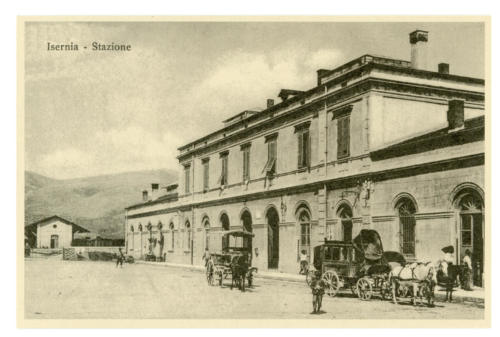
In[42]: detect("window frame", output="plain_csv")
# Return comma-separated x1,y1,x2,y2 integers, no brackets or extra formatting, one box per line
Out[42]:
336,115,350,159
241,143,251,182
183,163,191,194
202,158,210,192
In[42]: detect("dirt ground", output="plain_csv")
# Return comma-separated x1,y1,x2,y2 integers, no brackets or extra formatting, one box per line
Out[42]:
24,258,484,319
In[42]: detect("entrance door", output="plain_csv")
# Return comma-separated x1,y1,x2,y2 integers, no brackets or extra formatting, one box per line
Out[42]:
458,191,484,287
50,235,59,248
267,208,279,269
460,213,483,286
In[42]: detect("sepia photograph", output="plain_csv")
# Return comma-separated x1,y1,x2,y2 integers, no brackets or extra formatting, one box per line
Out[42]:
17,17,490,327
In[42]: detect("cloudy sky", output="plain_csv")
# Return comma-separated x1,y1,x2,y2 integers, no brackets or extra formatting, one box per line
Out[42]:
24,21,485,180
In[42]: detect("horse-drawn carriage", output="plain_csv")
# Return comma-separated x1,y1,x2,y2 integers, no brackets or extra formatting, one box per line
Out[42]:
307,229,405,301
206,230,257,291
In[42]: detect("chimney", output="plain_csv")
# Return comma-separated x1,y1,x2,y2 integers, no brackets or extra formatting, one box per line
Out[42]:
142,190,148,202
151,183,159,200
409,30,429,70
438,63,449,74
447,100,465,131
317,69,329,85
267,99,274,108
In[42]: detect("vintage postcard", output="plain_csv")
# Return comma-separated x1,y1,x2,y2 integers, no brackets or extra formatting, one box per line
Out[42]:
17,16,490,328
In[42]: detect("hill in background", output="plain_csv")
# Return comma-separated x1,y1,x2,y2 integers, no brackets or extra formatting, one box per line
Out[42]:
24,169,178,239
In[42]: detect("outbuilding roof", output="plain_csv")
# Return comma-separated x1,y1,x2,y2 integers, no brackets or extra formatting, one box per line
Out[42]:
25,215,90,233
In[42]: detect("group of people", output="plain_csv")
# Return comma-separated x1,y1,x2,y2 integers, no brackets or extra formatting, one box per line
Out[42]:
442,245,474,291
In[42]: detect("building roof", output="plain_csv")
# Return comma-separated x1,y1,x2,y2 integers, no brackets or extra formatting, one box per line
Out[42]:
370,116,484,161
25,215,90,233
125,192,179,211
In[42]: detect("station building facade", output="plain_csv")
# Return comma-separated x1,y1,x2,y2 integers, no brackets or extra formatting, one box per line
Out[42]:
124,30,485,286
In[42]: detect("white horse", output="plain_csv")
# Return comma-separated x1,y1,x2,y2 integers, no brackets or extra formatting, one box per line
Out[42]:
389,262,437,306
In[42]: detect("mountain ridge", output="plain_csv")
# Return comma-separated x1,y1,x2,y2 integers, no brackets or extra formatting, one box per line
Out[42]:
24,169,178,239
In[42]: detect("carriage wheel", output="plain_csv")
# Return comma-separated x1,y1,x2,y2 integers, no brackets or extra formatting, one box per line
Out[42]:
357,277,373,301
322,271,340,297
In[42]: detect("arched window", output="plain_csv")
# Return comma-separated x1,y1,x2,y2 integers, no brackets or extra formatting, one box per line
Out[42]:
220,213,230,250
337,204,353,242
185,221,191,250
130,225,134,232
138,224,143,232
396,197,417,257
158,222,163,231
202,216,210,250
169,222,175,250
297,208,311,261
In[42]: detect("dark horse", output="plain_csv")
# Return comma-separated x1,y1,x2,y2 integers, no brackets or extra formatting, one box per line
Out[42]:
437,261,462,302
230,254,249,291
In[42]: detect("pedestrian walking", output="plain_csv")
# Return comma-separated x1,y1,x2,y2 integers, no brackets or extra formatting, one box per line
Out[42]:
462,249,473,291
116,247,125,268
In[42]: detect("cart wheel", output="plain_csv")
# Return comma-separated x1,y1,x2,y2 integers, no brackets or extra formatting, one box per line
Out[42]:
306,270,315,286
357,277,373,301
322,271,340,297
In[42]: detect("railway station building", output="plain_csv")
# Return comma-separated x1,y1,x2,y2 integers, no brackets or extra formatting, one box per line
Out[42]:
124,30,485,286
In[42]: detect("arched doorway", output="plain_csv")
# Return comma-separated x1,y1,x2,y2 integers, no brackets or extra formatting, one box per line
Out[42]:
396,197,417,257
220,213,230,250
241,210,252,250
455,188,484,287
266,207,280,269
337,204,353,242
297,207,311,264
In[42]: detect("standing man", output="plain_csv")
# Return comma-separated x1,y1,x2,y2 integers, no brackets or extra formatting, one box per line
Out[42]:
202,248,211,268
116,247,125,268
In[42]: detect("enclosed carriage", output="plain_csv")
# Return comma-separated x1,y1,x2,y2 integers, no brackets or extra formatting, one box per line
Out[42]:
308,229,402,300
206,230,257,290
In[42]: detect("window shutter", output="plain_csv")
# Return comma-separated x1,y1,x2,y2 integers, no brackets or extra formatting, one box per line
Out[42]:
297,132,303,168
344,117,350,157
304,131,310,167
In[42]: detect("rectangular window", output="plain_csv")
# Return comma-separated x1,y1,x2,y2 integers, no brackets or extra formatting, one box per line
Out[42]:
218,152,229,186
263,136,277,176
184,164,191,194
297,129,310,169
241,144,251,181
337,116,350,159
202,158,209,191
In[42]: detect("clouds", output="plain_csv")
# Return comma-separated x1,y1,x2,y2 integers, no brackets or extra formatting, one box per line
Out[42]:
28,45,343,179
34,127,182,179
176,47,344,143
